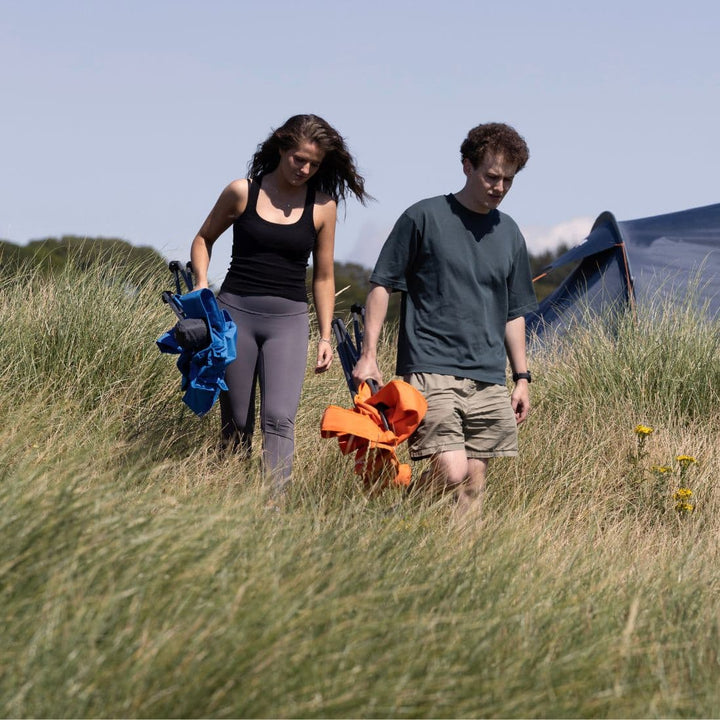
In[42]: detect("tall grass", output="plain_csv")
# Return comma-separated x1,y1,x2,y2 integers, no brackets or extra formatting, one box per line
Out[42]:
1,260,720,718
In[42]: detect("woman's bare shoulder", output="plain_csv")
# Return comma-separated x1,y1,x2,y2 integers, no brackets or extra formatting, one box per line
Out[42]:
226,178,250,199
314,190,337,218
220,178,251,215
314,188,336,207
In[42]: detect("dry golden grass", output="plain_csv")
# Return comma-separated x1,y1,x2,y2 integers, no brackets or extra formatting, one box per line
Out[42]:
1,261,719,717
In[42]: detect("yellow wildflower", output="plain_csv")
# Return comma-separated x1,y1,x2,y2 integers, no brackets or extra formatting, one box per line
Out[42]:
676,455,697,465
651,465,671,474
675,502,694,513
674,488,693,500
634,424,654,436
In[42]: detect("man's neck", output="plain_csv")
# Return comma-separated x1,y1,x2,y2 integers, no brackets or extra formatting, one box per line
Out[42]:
452,189,492,214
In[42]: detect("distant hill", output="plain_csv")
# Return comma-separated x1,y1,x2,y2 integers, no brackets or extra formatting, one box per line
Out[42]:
0,236,167,275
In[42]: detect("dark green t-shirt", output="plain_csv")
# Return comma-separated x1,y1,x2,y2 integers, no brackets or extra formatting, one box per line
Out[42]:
370,194,538,384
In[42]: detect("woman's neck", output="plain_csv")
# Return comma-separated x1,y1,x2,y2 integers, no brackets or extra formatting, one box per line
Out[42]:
261,170,307,213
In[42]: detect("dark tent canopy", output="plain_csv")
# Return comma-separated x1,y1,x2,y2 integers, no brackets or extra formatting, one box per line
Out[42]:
526,203,720,341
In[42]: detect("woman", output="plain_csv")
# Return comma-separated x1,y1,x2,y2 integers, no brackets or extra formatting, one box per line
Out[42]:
190,114,369,488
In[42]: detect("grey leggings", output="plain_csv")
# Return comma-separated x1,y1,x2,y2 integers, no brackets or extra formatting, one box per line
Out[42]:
216,292,309,485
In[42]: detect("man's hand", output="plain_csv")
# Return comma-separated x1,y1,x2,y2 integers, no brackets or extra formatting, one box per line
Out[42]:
351,355,383,390
510,380,531,424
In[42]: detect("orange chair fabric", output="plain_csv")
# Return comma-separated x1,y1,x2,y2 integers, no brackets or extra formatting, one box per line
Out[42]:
321,380,427,489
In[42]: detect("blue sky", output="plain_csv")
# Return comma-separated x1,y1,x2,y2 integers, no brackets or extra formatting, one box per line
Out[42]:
2,0,719,284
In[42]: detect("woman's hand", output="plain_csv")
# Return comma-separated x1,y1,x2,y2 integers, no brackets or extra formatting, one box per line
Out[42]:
315,338,333,373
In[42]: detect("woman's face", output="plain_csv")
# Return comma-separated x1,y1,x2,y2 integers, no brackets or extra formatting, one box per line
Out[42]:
278,140,326,186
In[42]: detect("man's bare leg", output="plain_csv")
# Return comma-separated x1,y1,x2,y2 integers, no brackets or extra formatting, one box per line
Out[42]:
454,458,489,522
420,451,489,522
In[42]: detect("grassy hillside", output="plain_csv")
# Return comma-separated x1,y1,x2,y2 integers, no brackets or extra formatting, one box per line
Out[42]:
1,261,719,718
0,235,167,275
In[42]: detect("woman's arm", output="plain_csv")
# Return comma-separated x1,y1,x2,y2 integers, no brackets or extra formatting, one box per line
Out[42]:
190,179,248,289
311,196,337,373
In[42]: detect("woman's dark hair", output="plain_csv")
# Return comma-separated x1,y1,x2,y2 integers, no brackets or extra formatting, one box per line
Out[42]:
460,122,530,171
248,114,370,205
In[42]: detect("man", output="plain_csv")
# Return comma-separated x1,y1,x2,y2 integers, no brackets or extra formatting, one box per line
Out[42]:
351,122,538,521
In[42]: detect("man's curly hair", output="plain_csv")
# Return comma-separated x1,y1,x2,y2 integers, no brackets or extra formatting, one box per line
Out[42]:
460,122,529,171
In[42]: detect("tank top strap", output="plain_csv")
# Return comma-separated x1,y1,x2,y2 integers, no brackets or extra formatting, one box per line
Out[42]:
301,183,317,223
246,176,262,215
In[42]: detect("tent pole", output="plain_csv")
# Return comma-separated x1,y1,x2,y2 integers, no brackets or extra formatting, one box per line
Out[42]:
617,241,637,320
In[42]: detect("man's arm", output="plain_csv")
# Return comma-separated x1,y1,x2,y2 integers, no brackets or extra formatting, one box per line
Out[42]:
351,283,391,388
504,315,531,424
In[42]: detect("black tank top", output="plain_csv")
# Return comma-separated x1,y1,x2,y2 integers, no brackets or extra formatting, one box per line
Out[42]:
220,176,317,302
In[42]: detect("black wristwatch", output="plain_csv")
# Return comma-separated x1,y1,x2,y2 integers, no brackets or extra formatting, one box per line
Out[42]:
512,371,532,383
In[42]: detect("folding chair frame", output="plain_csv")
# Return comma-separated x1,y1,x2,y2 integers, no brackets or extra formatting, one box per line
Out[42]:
331,305,389,431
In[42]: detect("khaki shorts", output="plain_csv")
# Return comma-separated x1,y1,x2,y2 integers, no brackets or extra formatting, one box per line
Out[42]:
404,373,518,460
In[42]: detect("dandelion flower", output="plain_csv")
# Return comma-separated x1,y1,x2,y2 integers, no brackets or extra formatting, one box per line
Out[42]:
634,425,654,436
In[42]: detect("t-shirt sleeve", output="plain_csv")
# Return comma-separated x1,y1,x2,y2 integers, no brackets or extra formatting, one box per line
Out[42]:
369,212,418,293
507,240,539,320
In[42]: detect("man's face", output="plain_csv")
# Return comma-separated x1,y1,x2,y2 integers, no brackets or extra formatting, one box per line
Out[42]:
462,151,518,214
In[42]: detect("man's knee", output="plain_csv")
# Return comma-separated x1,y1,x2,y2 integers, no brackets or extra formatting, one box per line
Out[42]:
428,451,469,487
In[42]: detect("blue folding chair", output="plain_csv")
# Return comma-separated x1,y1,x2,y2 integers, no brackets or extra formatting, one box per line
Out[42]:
157,260,237,417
